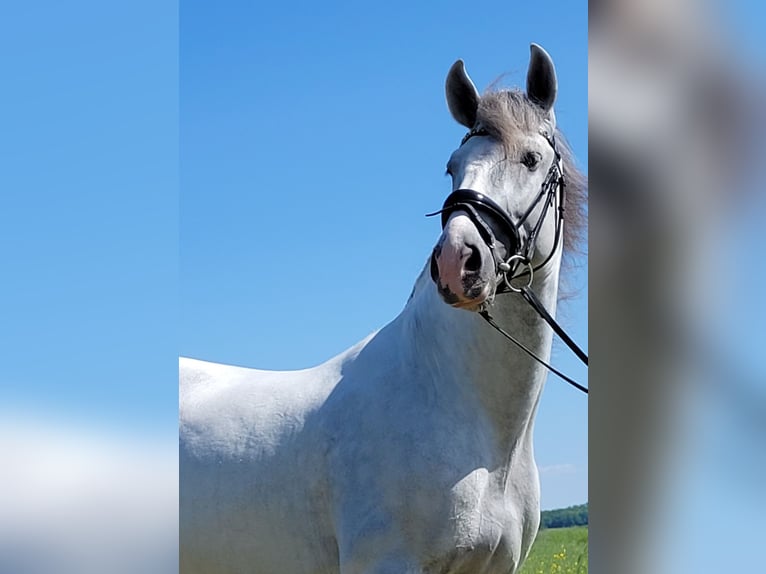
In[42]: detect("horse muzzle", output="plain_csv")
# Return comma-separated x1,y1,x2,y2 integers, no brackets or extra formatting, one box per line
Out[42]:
430,214,497,310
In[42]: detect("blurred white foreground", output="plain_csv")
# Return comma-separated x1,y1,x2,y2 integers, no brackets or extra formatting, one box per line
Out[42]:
590,0,765,572
0,414,177,574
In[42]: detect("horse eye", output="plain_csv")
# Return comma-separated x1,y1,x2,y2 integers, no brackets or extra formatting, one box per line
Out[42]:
521,151,542,170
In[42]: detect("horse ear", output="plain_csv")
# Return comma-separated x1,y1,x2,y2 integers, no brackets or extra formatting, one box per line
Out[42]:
446,59,480,128
526,44,557,113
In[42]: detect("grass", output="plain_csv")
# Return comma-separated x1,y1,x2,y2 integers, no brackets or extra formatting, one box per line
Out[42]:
518,526,588,574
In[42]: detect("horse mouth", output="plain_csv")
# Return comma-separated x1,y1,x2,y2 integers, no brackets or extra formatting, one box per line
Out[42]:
451,298,486,311
438,280,493,311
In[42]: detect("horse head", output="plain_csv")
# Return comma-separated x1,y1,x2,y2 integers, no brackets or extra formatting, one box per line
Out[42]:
430,44,566,311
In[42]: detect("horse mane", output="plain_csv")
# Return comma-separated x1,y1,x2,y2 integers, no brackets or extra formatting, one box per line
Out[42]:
476,89,588,261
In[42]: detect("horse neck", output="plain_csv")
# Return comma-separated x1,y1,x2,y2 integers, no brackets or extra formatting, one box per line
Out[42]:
400,260,561,452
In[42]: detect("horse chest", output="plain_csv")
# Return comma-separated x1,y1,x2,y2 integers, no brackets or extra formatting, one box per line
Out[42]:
323,371,540,572
422,468,532,574
330,450,535,574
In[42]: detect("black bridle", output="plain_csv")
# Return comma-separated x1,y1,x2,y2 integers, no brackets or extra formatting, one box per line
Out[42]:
427,127,589,394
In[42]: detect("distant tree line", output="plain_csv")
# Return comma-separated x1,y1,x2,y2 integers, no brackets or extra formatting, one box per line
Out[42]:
540,503,588,529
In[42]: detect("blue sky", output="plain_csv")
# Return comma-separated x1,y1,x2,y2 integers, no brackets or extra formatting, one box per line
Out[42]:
1,0,585,509
181,0,587,509
1,1,178,438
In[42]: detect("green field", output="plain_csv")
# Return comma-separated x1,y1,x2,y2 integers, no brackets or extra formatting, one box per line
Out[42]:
518,526,588,574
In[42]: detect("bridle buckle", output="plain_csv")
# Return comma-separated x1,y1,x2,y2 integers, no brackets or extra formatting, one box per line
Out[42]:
501,255,534,293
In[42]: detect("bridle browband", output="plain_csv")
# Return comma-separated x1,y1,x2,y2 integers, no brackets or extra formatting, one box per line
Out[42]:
427,126,589,394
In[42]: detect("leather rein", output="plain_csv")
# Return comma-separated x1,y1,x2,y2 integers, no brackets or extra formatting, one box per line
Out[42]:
427,127,588,394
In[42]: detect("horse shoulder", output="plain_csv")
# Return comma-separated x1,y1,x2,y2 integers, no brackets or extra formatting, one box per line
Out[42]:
179,357,343,573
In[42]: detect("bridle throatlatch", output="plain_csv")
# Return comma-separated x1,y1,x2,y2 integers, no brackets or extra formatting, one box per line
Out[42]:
427,127,588,394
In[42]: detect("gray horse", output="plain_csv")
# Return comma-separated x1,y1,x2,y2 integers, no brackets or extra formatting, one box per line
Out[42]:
180,44,586,574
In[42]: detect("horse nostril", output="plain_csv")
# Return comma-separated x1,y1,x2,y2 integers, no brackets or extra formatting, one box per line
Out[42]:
430,251,440,283
464,244,482,273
